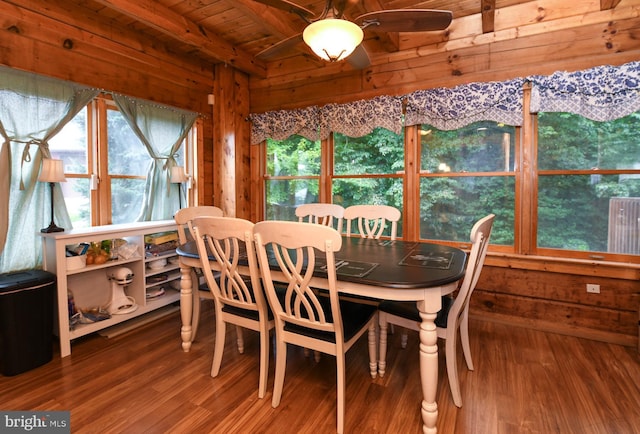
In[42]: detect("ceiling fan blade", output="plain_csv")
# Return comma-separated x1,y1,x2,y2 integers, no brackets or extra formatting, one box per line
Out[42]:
347,44,370,69
255,33,304,60
356,9,453,33
252,0,315,20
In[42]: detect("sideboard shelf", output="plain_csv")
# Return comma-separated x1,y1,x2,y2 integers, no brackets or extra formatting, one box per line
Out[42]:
39,220,179,357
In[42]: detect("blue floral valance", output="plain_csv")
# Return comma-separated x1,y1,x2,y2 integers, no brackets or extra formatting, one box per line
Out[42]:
250,106,323,145
404,78,526,130
320,95,403,138
529,61,640,121
250,95,403,144
250,61,640,144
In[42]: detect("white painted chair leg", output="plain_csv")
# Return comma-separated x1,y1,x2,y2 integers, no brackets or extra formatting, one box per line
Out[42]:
236,325,244,354
368,322,377,378
378,318,388,377
258,326,269,399
211,319,226,377
445,331,462,407
460,312,474,370
336,352,346,434
272,339,287,408
400,331,408,349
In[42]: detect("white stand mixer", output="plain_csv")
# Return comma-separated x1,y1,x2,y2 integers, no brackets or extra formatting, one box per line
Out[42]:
107,267,138,315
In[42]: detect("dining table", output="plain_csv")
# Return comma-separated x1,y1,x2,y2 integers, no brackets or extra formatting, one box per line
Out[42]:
176,235,467,434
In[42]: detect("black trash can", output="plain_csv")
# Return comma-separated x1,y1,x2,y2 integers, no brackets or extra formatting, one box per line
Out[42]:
0,270,56,376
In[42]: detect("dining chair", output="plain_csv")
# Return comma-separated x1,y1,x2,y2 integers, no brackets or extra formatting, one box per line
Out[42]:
295,202,345,232
192,216,274,399
378,213,495,408
253,221,378,434
174,206,224,342
343,204,401,240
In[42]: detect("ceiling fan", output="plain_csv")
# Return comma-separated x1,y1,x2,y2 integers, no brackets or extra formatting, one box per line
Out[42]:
253,0,453,69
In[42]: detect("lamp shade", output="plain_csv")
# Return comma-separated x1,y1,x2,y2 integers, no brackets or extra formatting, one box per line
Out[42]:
303,18,364,62
38,158,67,183
170,165,188,183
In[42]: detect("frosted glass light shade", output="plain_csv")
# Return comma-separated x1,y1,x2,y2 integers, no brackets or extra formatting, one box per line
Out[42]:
38,159,67,183
170,165,188,183
303,18,364,62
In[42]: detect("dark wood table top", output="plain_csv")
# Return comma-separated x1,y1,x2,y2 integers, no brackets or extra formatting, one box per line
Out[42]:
177,236,466,290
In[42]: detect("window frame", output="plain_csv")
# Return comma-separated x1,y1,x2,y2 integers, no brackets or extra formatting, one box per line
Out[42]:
257,86,640,268
58,94,197,227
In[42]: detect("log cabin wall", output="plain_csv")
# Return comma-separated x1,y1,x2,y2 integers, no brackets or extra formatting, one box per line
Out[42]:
1,0,639,346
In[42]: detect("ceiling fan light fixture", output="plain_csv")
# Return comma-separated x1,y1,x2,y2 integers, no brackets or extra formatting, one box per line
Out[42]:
303,18,363,62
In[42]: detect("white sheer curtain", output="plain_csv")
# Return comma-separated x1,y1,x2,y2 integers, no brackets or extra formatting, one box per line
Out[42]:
0,66,99,272
112,94,198,221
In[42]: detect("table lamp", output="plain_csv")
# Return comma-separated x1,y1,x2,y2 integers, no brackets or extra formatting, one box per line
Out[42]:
170,165,188,209
38,158,67,233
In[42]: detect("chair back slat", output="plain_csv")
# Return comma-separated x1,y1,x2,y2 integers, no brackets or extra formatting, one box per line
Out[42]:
174,206,223,243
193,216,265,313
295,203,345,233
344,204,401,240
254,221,343,337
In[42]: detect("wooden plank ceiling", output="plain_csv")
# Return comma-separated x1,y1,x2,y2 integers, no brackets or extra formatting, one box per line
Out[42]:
36,0,624,78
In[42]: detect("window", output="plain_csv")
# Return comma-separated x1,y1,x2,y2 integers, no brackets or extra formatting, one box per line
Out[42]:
332,127,404,237
419,121,516,246
49,96,189,227
264,135,321,221
256,62,640,265
49,107,91,227
536,112,640,257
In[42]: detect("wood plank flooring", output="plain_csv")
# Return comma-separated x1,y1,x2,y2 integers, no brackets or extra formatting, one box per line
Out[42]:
1,301,639,433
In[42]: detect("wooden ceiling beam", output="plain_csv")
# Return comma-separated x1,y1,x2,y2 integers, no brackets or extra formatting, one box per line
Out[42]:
233,0,306,37
481,0,496,33
600,0,622,9
93,0,266,77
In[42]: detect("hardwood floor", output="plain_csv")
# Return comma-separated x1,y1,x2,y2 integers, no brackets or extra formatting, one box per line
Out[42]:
1,301,639,434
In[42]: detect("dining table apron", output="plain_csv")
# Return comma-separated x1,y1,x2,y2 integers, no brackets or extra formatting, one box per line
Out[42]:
176,236,467,434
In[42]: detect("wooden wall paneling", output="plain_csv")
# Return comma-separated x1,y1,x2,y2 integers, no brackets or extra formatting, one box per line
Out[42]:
472,291,638,345
213,65,237,216
0,0,213,113
235,71,252,220
472,265,640,344
197,115,215,207
212,65,251,219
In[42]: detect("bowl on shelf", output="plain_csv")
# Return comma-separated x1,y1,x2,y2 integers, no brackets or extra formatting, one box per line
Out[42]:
66,254,87,271
147,258,167,270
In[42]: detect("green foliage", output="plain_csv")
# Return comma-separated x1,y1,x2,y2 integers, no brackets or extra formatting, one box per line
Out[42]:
266,113,640,253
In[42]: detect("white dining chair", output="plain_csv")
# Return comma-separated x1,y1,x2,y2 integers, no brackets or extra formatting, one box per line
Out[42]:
193,216,274,399
295,203,344,232
295,202,346,361
378,213,495,407
343,204,401,240
174,206,224,341
253,220,378,434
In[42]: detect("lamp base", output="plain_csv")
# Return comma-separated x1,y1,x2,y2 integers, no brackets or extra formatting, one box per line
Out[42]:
41,223,65,233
